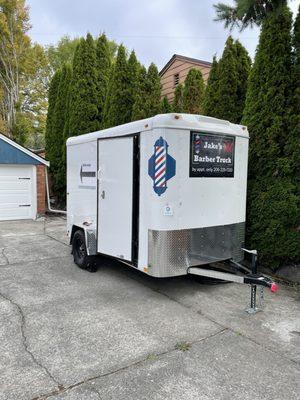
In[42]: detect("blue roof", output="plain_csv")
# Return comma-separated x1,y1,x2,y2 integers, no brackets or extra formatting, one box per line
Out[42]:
0,135,49,165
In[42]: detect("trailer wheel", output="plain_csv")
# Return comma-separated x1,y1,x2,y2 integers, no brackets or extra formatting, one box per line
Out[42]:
72,230,97,272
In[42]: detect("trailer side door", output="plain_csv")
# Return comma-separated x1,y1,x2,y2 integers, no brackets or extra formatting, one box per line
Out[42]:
97,137,133,261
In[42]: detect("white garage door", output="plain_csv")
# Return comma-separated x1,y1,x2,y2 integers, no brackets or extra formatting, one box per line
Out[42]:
0,165,36,221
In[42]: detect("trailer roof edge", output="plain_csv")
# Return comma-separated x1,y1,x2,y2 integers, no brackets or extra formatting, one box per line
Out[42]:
66,114,249,145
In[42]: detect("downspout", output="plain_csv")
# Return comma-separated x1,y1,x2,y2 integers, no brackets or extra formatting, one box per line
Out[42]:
45,167,67,215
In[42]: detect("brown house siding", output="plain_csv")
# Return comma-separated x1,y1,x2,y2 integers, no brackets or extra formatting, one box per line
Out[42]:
160,55,212,103
33,150,47,215
36,164,46,215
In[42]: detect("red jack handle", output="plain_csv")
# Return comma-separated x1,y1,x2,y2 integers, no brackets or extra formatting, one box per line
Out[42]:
270,282,279,293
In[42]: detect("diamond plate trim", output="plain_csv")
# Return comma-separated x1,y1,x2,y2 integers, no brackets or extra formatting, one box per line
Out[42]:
148,222,245,277
86,230,97,255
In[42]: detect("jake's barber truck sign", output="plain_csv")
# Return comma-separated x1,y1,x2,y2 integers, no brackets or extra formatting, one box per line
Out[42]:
190,132,234,177
66,114,278,312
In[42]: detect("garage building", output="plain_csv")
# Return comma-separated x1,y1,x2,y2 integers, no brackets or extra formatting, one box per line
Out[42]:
0,133,49,221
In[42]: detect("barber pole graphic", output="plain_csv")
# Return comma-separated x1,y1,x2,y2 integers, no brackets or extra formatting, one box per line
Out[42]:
154,143,167,189
148,137,176,196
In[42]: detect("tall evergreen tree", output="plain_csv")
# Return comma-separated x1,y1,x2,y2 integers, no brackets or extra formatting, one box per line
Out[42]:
294,5,300,65
69,34,98,136
131,63,161,120
54,63,72,201
243,6,299,268
284,5,300,201
145,63,161,117
235,40,251,122
293,6,300,79
214,0,287,30
132,66,148,120
203,40,249,122
203,56,219,117
243,8,292,178
214,36,239,122
289,6,300,157
52,64,72,163
96,33,111,128
45,70,61,162
103,44,131,128
127,50,140,119
182,68,205,114
173,83,184,113
160,96,172,113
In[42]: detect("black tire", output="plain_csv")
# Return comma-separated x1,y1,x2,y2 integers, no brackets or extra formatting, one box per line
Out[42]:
72,230,97,272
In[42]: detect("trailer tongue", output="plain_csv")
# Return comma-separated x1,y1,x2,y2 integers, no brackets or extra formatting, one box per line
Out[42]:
189,249,278,313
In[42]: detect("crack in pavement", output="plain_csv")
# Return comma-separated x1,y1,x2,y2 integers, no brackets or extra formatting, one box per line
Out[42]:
0,291,61,388
45,234,69,248
31,328,228,400
1,223,298,398
122,271,300,367
154,291,300,367
1,247,9,265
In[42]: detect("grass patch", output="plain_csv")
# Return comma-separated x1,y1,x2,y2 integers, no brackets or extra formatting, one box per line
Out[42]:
175,341,191,352
146,353,158,361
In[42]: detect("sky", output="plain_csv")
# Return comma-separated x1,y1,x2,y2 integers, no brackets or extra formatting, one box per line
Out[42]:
27,0,300,70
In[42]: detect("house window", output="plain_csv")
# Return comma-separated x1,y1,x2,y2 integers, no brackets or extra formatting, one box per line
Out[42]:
174,73,179,87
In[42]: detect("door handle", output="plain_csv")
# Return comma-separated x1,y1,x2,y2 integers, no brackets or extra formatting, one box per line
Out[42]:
101,190,105,199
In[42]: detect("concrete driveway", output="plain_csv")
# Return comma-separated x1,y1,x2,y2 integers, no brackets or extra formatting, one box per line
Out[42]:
0,218,299,400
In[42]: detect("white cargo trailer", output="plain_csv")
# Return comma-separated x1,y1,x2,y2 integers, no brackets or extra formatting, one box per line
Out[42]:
67,113,277,309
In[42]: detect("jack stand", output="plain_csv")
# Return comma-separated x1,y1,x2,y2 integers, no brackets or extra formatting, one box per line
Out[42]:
244,249,262,315
191,251,278,314
246,285,263,314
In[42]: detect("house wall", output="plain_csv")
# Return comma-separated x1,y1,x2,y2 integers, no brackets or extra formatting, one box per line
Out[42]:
36,164,46,215
160,59,211,102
